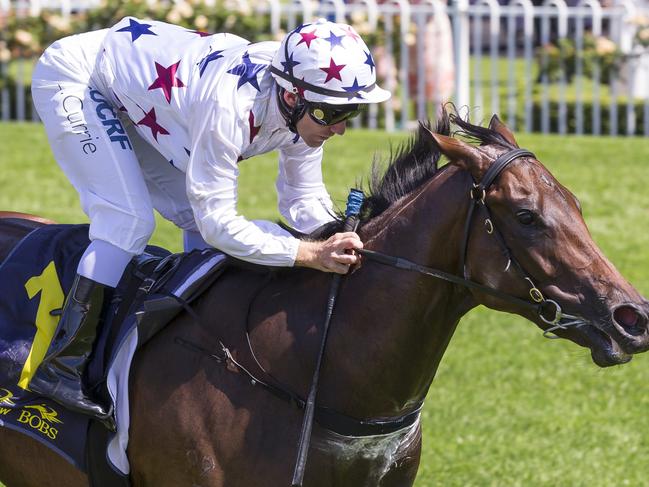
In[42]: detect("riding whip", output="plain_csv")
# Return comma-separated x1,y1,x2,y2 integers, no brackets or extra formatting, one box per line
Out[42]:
291,188,364,487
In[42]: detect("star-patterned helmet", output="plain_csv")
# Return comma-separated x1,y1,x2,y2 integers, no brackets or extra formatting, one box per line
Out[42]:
270,19,390,105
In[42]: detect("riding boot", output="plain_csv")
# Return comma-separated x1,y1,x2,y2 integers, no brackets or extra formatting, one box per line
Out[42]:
28,274,113,422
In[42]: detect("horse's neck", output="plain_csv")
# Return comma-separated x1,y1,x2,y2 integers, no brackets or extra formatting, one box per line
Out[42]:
207,166,476,421
317,166,476,418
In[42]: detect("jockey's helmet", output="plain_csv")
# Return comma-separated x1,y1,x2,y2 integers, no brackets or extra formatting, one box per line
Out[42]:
270,19,390,132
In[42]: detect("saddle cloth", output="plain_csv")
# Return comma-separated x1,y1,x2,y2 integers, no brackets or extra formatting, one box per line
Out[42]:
0,224,227,480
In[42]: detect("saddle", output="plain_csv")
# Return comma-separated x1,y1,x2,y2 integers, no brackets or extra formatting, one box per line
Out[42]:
0,223,228,486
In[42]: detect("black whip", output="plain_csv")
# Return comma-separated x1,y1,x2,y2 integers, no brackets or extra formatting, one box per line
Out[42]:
290,188,364,487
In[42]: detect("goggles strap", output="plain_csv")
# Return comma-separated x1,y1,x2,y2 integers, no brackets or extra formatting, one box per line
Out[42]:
289,100,308,133
276,85,307,134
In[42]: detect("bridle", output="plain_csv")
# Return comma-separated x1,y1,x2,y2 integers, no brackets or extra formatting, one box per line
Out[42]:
358,147,587,338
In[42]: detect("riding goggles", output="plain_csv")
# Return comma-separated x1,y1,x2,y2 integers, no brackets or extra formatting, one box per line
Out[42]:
306,102,363,126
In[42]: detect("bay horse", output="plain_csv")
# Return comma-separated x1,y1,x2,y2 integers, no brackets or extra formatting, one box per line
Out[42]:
0,112,647,487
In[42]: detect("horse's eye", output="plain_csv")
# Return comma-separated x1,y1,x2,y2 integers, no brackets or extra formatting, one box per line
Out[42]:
516,209,536,225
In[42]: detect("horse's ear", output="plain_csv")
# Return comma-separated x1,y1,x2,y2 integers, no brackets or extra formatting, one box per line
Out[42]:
423,129,486,174
488,114,519,148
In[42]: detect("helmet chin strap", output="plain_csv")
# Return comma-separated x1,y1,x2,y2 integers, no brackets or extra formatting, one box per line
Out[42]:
276,85,307,134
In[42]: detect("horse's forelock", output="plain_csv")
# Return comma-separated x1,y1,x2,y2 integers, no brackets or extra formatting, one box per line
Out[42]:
450,112,517,151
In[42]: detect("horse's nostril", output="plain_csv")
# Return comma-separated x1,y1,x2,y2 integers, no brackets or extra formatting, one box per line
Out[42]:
613,305,646,336
615,307,639,327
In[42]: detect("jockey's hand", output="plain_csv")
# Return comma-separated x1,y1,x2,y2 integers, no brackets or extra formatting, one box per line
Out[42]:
295,232,363,274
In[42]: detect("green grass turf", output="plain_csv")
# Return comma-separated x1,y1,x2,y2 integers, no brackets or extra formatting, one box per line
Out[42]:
1,123,649,486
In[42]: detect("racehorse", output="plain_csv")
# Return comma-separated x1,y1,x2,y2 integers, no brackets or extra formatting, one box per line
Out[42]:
0,111,647,487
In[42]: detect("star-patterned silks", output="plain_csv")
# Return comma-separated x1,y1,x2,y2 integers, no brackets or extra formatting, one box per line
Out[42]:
271,20,389,105
117,19,157,42
324,31,345,50
343,26,361,42
148,61,186,103
113,92,128,112
136,107,169,141
197,50,225,77
248,111,261,143
364,51,375,74
227,53,266,91
93,17,343,271
281,52,300,74
320,58,346,83
342,77,367,100
187,30,211,37
295,77,306,98
296,29,319,49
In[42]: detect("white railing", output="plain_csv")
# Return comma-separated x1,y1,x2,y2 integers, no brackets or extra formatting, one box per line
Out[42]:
2,0,648,135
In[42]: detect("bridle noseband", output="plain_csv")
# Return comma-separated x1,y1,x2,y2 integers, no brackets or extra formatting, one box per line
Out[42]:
359,147,586,337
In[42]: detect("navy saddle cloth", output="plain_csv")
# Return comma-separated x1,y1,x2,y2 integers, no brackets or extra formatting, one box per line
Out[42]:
0,224,227,479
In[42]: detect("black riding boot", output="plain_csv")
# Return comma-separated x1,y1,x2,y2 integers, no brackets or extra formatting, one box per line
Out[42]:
28,274,112,422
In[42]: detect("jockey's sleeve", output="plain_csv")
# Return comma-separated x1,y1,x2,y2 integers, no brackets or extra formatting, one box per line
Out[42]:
186,101,300,266
277,142,336,234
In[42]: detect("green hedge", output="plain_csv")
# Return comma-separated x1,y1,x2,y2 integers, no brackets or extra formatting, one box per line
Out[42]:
525,97,648,135
0,77,34,120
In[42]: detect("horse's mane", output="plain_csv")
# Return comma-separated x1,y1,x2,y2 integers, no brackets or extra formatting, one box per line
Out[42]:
306,107,517,239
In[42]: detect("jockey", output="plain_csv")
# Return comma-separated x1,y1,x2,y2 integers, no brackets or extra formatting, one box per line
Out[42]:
29,17,390,421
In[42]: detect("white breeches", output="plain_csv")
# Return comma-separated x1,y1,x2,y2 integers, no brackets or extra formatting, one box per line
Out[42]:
31,30,197,255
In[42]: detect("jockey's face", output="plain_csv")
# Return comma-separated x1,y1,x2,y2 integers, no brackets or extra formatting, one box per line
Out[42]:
283,91,347,148
297,112,347,148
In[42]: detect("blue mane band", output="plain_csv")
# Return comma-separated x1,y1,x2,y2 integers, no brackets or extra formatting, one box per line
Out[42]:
345,189,364,218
